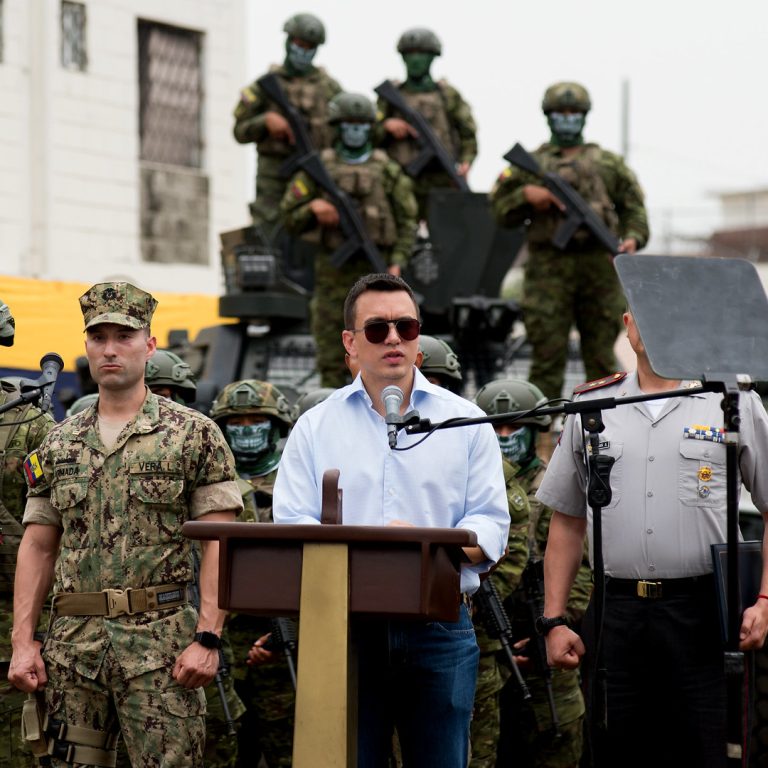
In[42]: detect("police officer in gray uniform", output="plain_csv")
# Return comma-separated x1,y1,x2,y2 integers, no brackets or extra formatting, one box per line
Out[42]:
536,311,768,768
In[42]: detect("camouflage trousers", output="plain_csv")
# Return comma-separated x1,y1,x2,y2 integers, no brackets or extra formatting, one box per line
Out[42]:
312,250,384,388
0,671,37,768
44,643,206,767
522,248,625,401
469,647,509,768
250,159,288,232
497,666,585,768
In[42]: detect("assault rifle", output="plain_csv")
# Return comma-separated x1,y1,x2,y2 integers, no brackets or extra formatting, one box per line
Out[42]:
263,616,298,690
298,151,387,273
503,142,620,256
374,79,469,191
474,578,531,702
519,557,561,736
214,651,238,737
257,72,315,179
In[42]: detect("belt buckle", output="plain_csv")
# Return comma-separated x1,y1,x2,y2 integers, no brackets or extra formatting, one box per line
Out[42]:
636,580,662,599
103,588,134,618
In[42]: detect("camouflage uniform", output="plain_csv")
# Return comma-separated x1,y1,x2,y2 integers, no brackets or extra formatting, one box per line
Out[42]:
496,457,592,768
469,458,530,768
280,147,418,387
21,383,241,764
377,80,477,220
209,380,296,767
233,64,342,227
0,381,54,768
490,143,648,401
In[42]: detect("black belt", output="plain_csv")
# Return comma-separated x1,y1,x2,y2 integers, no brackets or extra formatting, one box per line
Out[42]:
605,574,714,599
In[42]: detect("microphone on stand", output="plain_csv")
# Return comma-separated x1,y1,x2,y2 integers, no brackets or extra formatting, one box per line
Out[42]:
382,385,404,449
21,353,64,414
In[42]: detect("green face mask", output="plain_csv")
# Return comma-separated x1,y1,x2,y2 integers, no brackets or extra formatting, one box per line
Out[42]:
497,426,534,465
403,52,435,85
226,422,272,461
285,40,317,74
547,112,586,147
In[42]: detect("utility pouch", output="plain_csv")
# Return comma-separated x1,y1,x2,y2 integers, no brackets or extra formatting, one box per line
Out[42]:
21,693,49,757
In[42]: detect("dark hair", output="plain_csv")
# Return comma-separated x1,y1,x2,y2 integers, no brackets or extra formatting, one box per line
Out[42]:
343,273,420,330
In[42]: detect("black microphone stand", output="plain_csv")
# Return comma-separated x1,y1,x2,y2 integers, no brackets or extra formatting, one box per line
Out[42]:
405,378,751,767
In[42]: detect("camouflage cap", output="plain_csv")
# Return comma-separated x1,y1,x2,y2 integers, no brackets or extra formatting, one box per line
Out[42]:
79,282,158,331
0,301,15,347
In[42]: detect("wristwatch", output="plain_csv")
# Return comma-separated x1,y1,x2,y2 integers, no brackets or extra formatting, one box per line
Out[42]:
193,631,222,649
534,615,568,636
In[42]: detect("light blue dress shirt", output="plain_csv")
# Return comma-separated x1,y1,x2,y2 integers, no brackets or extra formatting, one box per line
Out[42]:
273,368,510,593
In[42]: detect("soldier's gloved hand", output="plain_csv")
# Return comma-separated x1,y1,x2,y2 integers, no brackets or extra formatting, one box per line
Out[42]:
172,643,219,689
264,111,295,144
383,117,418,140
309,198,340,228
523,184,566,213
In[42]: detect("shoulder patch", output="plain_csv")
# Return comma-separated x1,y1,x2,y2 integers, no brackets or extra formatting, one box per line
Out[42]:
23,450,45,487
290,178,309,199
572,371,627,395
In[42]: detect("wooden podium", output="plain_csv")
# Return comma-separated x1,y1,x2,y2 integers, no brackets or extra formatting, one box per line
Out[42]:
183,469,476,767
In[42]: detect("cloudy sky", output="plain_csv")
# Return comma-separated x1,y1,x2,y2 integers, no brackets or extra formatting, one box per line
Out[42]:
245,0,768,254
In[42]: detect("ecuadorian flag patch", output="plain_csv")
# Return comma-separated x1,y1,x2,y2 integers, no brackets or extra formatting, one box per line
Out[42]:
23,450,45,487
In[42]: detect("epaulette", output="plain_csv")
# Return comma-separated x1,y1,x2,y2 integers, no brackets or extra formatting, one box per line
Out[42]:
572,371,627,395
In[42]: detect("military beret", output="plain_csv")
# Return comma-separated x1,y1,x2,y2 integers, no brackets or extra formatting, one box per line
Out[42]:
79,282,158,331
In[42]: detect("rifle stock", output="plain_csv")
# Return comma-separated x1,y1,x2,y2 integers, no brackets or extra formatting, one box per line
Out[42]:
502,142,621,256
374,79,469,192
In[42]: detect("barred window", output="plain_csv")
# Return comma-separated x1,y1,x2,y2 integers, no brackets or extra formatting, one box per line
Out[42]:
138,21,203,168
61,1,87,71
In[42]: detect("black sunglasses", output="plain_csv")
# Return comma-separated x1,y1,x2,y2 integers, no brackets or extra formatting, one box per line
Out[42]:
350,318,421,344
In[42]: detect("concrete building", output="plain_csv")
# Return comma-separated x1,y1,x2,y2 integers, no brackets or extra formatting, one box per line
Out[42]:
0,0,249,294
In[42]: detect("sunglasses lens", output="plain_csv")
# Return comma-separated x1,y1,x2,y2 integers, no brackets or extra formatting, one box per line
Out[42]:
363,322,390,344
362,319,421,343
396,320,421,340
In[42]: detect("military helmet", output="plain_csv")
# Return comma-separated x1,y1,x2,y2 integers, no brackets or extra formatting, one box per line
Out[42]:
0,301,15,347
541,82,591,114
283,12,326,46
209,379,293,436
145,349,197,403
474,378,551,428
67,392,99,417
291,387,336,421
328,92,377,124
397,27,442,55
419,335,462,385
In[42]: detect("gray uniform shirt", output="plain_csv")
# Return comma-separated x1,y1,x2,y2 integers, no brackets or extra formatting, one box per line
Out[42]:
536,372,768,579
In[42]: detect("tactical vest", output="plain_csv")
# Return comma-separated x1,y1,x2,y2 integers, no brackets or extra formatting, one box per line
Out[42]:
526,145,620,248
258,66,335,157
385,83,459,170
0,397,34,593
318,148,398,249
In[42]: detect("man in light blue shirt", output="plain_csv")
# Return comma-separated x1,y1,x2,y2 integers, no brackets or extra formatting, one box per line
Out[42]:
274,273,509,768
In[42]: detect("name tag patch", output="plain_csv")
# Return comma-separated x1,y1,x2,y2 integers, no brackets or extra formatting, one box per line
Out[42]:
130,461,182,474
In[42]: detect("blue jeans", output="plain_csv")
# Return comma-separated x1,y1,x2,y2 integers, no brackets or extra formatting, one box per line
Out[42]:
353,603,480,768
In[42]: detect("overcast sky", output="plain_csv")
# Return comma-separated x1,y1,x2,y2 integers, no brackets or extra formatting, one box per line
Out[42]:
244,0,768,254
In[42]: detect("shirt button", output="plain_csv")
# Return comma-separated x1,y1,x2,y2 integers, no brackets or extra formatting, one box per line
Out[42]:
648,456,655,462
651,423,657,428
648,565,656,572
388,488,396,496
647,491,653,497
646,528,653,534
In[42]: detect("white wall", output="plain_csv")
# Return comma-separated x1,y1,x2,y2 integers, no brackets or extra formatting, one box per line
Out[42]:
0,0,249,295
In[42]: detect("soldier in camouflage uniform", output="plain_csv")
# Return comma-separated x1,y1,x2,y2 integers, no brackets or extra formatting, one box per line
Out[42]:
0,301,55,768
417,334,463,394
233,13,342,229
8,282,243,767
377,27,478,220
489,82,649,402
281,92,418,388
209,379,295,768
145,348,198,405
475,378,592,768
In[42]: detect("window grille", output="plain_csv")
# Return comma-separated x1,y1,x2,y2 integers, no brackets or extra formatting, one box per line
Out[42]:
61,1,87,71
138,21,203,168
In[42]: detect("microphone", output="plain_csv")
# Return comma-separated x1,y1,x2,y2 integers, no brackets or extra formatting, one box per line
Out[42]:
23,353,64,414
382,385,404,449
